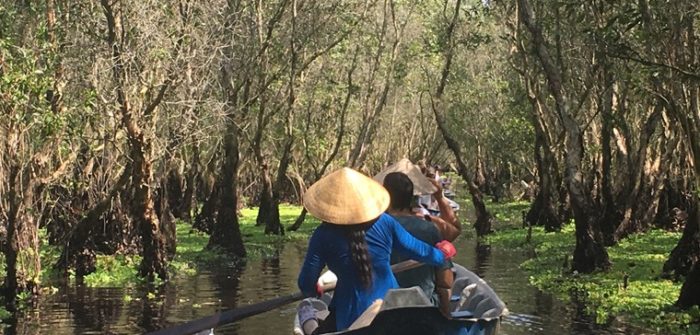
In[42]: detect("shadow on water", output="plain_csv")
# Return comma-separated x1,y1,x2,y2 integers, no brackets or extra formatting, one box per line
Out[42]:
4,229,660,334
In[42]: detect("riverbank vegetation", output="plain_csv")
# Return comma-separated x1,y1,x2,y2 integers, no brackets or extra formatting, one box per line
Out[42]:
1,0,699,331
82,205,316,286
487,201,700,334
1,205,317,290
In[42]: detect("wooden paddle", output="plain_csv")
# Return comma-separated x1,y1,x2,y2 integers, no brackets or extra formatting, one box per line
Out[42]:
146,259,422,335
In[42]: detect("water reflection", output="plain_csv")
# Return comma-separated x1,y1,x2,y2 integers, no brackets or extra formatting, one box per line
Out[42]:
2,235,660,335
68,286,125,333
207,261,246,335
533,289,553,317
473,241,491,278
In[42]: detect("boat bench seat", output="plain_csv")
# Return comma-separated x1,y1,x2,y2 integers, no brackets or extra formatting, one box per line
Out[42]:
381,287,432,310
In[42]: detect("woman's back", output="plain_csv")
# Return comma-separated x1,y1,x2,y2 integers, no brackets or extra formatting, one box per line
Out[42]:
299,213,444,330
297,167,452,332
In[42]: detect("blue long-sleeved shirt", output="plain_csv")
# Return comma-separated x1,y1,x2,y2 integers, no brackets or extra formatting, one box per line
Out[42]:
298,213,446,331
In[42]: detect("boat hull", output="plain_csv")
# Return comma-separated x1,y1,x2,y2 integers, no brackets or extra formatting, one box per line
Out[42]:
324,307,500,335
293,264,507,335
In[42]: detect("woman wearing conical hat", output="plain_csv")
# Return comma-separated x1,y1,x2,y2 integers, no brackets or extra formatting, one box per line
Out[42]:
298,168,456,333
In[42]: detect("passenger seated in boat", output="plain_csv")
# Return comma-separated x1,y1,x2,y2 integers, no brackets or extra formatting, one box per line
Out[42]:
297,168,456,333
418,167,461,241
384,172,455,317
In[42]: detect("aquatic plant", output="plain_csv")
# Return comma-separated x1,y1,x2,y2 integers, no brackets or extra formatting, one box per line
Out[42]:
488,205,700,334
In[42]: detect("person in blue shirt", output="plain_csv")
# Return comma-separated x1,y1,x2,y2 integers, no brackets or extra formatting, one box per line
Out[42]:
298,168,456,333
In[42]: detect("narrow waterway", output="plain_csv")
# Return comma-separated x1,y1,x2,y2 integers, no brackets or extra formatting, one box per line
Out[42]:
5,230,657,334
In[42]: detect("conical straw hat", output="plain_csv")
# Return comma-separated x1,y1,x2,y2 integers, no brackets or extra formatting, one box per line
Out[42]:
373,158,438,195
304,167,390,225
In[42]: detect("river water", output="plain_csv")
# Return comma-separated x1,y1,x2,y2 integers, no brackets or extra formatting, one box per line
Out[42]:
4,229,658,334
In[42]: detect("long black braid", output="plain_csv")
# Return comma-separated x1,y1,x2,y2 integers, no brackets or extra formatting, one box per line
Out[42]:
342,221,375,289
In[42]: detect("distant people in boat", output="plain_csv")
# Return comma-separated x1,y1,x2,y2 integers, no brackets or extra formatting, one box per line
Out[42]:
414,165,461,241
297,168,457,333
383,172,455,317
417,165,442,212
375,159,461,241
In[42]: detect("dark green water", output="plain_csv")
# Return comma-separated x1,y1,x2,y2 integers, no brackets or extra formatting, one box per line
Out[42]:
3,234,657,334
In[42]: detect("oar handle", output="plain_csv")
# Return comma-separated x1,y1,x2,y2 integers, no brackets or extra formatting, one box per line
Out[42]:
146,292,304,335
147,259,423,335
391,259,421,273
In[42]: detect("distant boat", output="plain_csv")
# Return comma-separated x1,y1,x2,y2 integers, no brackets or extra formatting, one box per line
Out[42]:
293,263,508,335
419,195,460,216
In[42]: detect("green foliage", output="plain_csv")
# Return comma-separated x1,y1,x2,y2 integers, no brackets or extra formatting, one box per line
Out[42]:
170,220,230,272
485,200,530,228
83,255,141,287
71,204,318,287
39,228,62,282
0,206,319,315
488,202,699,334
0,21,73,162
0,38,52,120
414,0,534,179
238,204,319,257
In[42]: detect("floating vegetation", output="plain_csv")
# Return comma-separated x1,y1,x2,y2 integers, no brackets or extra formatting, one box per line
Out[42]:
488,202,700,334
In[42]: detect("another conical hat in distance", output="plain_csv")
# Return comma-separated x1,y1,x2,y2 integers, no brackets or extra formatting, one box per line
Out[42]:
373,158,438,195
304,167,390,225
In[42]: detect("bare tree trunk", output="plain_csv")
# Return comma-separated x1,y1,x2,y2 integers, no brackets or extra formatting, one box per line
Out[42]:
265,0,303,235
433,126,494,236
664,200,699,277
655,13,700,307
265,120,293,235
527,129,561,232
474,142,487,192
55,164,131,278
429,0,494,237
611,0,668,241
677,257,700,308
265,138,292,235
251,85,273,228
207,59,247,256
256,163,274,227
101,0,169,281
4,0,73,303
613,106,663,242
675,163,700,307
156,178,177,261
180,143,199,222
131,125,168,281
208,119,247,257
194,177,217,234
512,30,565,232
518,0,609,272
597,61,619,245
4,165,40,305
166,166,185,219
348,0,402,169
672,165,700,307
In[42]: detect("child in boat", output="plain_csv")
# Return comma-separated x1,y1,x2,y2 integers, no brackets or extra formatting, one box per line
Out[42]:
297,167,456,333
383,172,455,317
